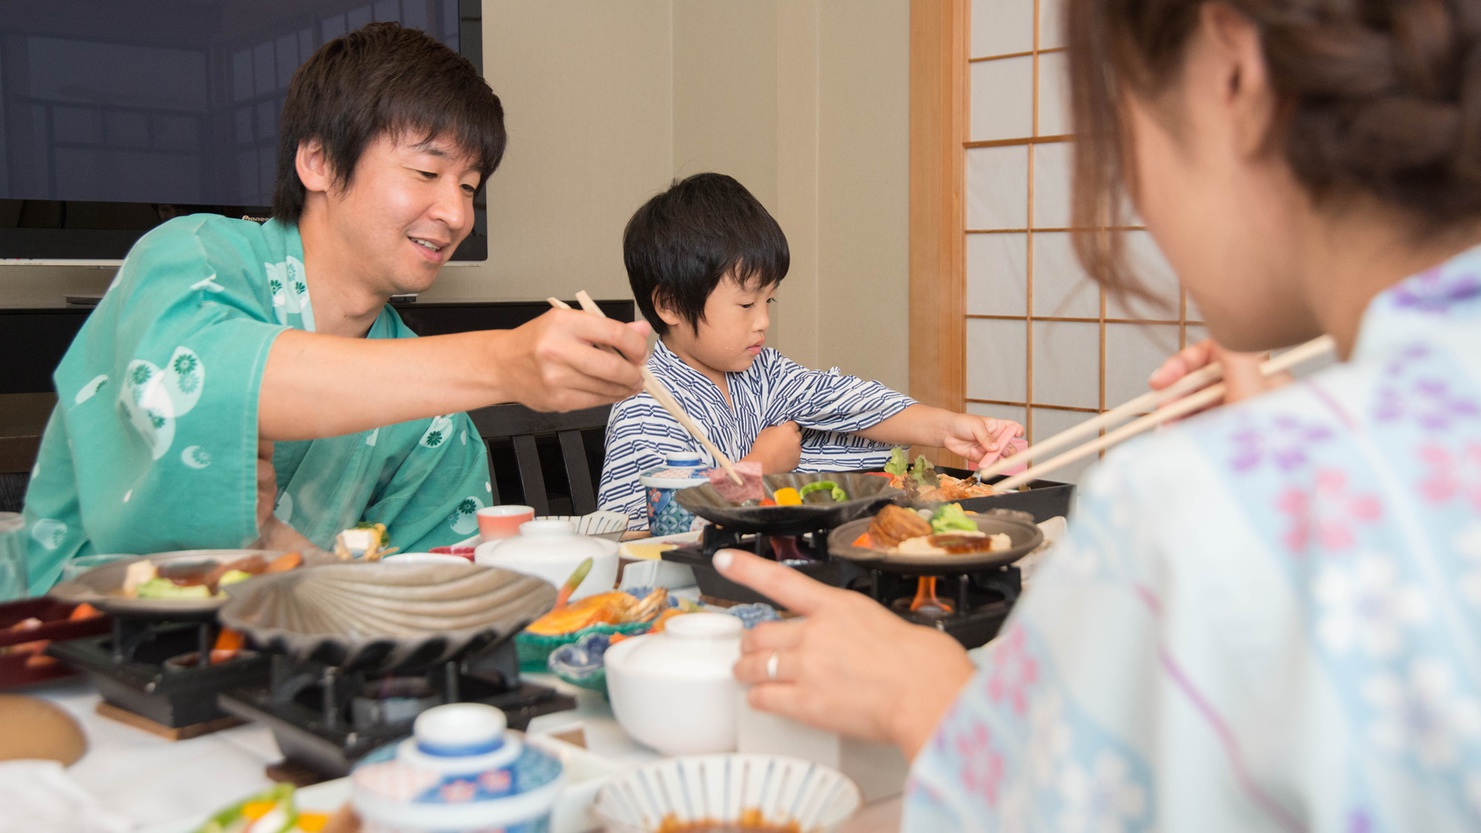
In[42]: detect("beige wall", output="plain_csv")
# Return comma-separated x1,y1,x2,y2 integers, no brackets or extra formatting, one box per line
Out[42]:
0,0,912,390
669,0,910,390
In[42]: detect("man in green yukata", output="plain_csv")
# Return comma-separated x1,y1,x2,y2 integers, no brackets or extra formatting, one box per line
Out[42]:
17,23,649,595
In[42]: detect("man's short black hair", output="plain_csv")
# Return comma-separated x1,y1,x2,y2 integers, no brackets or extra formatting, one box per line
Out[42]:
271,22,505,224
624,173,789,336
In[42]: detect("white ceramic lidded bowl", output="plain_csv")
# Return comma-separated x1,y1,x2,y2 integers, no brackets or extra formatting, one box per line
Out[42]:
637,452,710,535
473,520,618,601
350,703,563,833
604,612,743,755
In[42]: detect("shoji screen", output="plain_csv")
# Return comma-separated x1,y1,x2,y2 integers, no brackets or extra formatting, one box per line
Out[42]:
963,0,1202,482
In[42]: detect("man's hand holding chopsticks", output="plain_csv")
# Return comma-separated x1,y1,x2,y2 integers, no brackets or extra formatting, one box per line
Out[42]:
494,309,651,412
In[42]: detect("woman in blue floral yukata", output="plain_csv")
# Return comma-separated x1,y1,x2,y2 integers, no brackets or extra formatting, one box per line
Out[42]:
717,0,1481,830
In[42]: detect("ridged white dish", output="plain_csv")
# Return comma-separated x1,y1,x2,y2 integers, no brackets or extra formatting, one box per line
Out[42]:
593,753,861,833
219,562,554,673
539,511,629,542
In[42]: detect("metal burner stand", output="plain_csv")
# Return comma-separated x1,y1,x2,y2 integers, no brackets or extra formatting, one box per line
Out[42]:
870,565,1022,648
661,522,874,606
47,614,270,729
217,636,576,779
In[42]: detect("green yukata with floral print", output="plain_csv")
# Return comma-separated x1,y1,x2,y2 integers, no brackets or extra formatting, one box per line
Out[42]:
19,215,492,595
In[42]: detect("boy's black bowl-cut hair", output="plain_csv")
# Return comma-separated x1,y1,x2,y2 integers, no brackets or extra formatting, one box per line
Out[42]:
623,173,790,336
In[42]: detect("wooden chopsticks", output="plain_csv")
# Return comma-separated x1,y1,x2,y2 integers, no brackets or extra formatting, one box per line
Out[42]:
983,335,1336,492
548,292,744,485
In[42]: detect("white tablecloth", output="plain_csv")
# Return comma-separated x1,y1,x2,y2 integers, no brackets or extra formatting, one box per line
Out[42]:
19,674,902,832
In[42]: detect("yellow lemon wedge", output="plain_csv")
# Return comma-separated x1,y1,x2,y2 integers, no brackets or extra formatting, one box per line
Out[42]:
620,541,679,561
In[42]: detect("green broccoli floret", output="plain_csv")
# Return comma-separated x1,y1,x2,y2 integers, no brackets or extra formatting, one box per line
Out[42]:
930,503,976,534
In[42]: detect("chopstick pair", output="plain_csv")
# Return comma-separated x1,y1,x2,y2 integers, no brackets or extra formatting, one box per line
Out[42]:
548,292,745,485
979,335,1336,491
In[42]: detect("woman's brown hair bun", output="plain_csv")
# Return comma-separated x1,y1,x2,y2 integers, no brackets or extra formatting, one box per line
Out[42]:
1067,0,1481,298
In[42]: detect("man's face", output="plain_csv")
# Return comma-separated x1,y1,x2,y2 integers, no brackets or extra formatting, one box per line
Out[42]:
321,133,482,297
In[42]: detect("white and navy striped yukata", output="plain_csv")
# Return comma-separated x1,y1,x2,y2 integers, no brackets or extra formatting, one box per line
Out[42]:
598,340,915,529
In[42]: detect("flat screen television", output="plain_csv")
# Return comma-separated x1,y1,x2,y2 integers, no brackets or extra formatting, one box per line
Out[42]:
0,0,487,265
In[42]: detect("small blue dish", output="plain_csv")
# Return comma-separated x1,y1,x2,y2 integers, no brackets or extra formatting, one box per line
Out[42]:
548,631,614,693
724,602,781,629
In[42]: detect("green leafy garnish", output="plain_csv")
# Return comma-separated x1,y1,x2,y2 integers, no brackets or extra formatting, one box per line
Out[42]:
884,447,910,479
886,447,939,486
910,454,938,487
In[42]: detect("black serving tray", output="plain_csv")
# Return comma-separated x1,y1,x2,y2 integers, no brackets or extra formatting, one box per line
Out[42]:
921,467,1076,524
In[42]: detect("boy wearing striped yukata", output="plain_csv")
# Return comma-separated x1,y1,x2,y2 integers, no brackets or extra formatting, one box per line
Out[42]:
598,173,1023,529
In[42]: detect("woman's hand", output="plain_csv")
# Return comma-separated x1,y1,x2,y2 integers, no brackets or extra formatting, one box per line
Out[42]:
743,421,802,473
1148,339,1289,410
714,548,976,760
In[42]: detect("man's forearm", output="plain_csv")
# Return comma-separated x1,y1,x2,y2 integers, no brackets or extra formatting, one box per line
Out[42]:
258,329,508,441
258,311,650,441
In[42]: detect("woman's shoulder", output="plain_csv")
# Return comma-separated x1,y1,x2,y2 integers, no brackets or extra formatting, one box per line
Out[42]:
1090,342,1472,568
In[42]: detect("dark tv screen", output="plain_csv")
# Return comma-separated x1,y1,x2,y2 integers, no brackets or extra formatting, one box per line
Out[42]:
0,0,486,262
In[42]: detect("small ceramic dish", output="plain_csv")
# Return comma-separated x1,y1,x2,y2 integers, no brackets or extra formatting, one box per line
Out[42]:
593,753,862,833
546,630,614,692
543,602,776,697
514,586,676,671
48,549,319,617
540,511,629,542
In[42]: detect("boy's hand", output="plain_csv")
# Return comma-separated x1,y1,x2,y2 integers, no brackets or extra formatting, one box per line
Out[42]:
494,310,651,412
743,421,801,473
941,414,1024,468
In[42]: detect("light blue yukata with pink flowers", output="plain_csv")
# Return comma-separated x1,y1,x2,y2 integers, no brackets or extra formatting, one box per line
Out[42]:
904,245,1481,832
19,215,491,595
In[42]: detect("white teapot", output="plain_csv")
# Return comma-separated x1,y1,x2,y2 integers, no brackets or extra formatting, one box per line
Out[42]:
603,612,743,754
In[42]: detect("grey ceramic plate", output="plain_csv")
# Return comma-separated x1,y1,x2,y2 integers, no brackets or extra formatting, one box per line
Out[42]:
674,472,904,535
48,549,304,617
826,509,1043,574
218,562,556,674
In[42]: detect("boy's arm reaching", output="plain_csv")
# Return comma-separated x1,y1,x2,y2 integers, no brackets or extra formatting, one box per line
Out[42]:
740,421,801,473
854,404,1023,468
